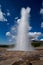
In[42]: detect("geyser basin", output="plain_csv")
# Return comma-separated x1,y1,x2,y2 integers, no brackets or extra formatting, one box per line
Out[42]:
7,7,34,51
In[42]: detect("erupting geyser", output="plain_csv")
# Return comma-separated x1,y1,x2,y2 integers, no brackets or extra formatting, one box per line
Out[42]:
7,7,34,51
15,7,34,51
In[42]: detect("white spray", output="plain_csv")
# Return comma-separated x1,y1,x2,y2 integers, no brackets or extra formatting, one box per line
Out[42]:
15,7,34,51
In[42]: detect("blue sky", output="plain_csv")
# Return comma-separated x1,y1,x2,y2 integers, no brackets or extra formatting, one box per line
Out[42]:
0,0,43,45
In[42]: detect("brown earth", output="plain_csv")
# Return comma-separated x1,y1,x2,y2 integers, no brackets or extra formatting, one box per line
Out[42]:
0,47,43,65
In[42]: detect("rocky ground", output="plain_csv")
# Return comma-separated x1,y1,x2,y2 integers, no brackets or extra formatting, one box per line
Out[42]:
0,47,43,65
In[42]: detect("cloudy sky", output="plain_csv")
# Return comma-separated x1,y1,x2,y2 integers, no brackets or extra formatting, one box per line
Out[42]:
0,0,43,45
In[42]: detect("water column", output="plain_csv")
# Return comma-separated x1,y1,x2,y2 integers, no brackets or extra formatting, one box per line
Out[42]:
15,7,34,51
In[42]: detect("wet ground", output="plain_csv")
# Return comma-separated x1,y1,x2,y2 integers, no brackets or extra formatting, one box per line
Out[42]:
0,47,43,65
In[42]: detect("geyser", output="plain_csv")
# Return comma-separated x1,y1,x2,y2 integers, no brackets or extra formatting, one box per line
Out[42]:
15,7,34,51
7,7,34,51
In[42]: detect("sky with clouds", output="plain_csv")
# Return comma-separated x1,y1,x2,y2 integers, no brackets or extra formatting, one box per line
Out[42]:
0,0,43,45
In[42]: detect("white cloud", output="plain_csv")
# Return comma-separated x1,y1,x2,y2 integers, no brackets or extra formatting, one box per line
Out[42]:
41,22,43,28
7,12,10,16
40,8,43,15
29,32,41,37
6,32,11,36
40,39,43,41
8,35,16,42
6,24,17,42
6,31,16,42
28,32,42,40
0,9,7,22
7,9,10,16
17,19,20,24
15,17,18,20
4,18,7,21
10,26,17,35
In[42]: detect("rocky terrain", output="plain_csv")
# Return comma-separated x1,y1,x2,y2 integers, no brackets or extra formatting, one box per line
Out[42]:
0,47,43,65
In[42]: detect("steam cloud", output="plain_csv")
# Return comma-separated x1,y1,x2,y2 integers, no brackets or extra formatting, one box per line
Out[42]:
14,7,34,51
